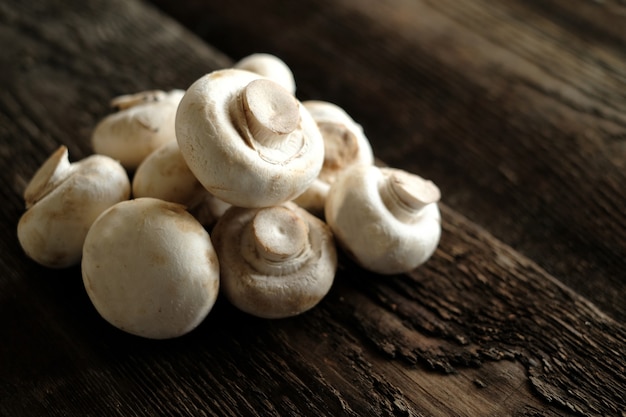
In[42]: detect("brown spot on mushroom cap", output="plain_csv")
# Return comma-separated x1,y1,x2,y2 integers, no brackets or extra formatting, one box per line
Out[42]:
158,202,204,234
206,248,219,268
149,251,168,266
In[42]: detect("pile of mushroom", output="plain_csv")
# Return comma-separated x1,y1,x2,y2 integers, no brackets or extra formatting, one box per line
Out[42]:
16,53,442,339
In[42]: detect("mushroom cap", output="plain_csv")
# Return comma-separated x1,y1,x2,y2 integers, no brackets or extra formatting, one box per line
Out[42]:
234,53,296,94
211,202,337,319
81,197,220,339
17,147,130,268
324,165,441,275
92,89,185,170
294,100,374,215
132,140,207,207
175,69,324,208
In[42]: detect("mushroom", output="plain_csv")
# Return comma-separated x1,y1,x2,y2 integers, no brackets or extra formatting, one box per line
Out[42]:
176,69,324,208
234,53,296,94
324,165,441,275
293,100,374,215
91,89,185,170
211,202,337,319
132,140,208,207
17,146,130,268
132,140,231,226
81,197,220,339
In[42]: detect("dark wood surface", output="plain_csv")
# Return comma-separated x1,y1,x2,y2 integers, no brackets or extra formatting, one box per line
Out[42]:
1,0,624,416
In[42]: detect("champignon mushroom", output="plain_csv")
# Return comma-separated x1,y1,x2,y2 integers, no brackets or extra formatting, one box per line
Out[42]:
211,202,337,319
324,165,441,274
132,140,231,226
91,89,185,170
234,53,296,94
17,146,130,268
132,140,207,207
81,197,220,339
293,100,374,215
176,69,324,208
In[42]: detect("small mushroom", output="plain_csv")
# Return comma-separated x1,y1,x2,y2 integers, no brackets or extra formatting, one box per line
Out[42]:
132,141,231,226
325,165,441,274
91,89,185,170
81,197,220,339
176,69,324,208
234,53,296,94
132,140,207,207
293,100,374,215
17,146,130,268
211,202,337,319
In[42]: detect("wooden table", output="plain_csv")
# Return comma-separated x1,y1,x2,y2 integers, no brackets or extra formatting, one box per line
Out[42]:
1,0,624,415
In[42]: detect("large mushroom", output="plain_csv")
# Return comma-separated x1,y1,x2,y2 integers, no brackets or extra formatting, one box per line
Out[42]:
81,197,220,339
175,69,324,208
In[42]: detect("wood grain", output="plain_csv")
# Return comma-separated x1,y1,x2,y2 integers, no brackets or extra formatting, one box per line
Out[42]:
0,0,625,416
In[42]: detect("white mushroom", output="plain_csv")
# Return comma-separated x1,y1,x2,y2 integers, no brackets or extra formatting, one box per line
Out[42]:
132,140,207,207
324,165,441,275
81,197,220,339
234,53,296,94
293,100,374,215
17,146,130,268
91,89,185,170
211,202,337,319
176,69,324,208
132,140,231,226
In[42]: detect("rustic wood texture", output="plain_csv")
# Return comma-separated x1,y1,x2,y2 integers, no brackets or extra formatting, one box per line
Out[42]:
0,0,624,416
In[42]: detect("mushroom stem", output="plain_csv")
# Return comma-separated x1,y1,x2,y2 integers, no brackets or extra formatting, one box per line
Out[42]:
240,79,300,149
243,206,311,274
23,146,74,209
379,170,441,223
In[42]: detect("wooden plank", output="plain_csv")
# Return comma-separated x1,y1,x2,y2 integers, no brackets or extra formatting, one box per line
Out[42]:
0,1,624,416
149,0,626,322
